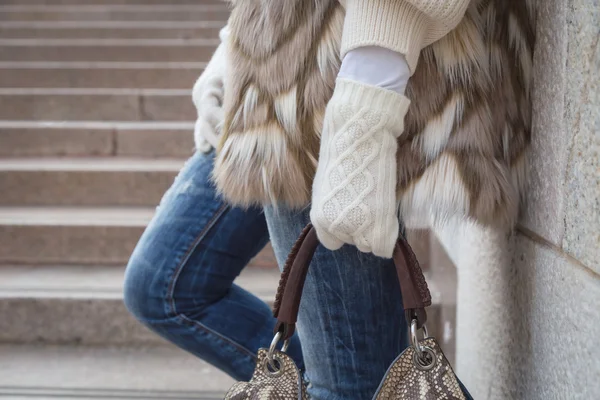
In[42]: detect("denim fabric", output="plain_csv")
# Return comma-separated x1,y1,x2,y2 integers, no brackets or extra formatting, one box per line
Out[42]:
123,150,304,380
265,207,474,400
264,206,409,400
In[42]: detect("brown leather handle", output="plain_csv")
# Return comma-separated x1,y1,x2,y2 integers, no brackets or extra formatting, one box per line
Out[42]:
272,224,432,340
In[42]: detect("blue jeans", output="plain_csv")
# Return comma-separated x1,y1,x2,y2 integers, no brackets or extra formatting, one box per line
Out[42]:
124,151,304,379
124,151,472,400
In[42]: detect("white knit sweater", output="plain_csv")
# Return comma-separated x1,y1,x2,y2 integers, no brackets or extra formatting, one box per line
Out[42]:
341,0,471,72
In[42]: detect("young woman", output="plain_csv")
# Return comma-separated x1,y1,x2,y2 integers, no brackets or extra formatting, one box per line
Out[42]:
125,1,534,398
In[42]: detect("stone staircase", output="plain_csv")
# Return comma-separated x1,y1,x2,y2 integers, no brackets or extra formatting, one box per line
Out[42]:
0,1,266,397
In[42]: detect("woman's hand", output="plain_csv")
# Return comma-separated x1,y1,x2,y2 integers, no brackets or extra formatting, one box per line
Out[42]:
310,47,411,258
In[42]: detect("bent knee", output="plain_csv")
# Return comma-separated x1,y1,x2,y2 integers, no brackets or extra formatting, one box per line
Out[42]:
123,244,235,324
123,258,170,323
123,259,223,323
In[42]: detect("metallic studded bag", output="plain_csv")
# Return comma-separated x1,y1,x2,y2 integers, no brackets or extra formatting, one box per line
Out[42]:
224,224,467,400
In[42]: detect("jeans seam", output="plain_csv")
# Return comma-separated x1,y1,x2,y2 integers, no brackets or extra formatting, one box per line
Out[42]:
164,202,259,361
165,202,229,315
128,312,259,362
175,314,258,362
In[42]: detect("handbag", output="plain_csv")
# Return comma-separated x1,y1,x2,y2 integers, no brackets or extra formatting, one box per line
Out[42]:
224,224,468,399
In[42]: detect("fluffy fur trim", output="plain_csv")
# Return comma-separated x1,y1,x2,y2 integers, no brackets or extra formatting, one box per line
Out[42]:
216,0,536,229
215,0,341,207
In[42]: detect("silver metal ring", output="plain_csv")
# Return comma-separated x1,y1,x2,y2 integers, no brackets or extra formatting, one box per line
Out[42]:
263,353,284,377
267,332,290,371
413,346,437,371
268,332,283,357
410,320,429,354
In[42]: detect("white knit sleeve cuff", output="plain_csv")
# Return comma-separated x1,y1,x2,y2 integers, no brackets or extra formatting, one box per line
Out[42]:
341,0,428,74
332,78,411,136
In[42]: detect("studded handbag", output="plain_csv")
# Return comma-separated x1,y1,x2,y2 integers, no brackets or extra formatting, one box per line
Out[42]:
224,224,469,399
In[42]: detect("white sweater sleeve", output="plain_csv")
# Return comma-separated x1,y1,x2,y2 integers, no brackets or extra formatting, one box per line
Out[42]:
192,26,229,151
341,0,470,73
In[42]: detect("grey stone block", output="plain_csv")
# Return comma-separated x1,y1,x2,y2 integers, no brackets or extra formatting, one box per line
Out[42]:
0,223,144,265
0,42,217,62
2,0,222,4
0,297,164,346
1,8,229,22
0,126,112,157
524,0,599,272
0,25,223,39
521,0,569,246
562,0,600,274
0,264,280,345
0,91,135,121
0,208,153,265
509,235,600,400
136,90,197,121
451,224,600,400
0,344,235,394
139,92,196,121
0,123,195,158
0,207,279,267
0,160,182,206
0,90,195,121
0,66,203,89
116,128,195,158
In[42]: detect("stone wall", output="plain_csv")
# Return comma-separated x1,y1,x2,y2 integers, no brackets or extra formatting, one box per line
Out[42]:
436,0,599,398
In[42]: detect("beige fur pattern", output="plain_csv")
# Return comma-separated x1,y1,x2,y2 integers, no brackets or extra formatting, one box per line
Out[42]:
215,0,536,228
215,0,342,208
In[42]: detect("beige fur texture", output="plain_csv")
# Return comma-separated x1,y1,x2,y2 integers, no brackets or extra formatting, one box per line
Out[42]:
215,0,536,229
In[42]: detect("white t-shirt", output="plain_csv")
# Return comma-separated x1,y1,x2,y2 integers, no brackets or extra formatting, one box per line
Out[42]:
338,46,410,95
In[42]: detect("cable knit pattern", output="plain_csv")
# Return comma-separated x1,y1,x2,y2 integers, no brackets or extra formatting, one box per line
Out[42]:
311,79,410,258
341,0,470,73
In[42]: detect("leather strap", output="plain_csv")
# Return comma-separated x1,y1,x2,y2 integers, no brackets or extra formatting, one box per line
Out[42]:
393,234,432,329
272,224,315,319
273,224,432,340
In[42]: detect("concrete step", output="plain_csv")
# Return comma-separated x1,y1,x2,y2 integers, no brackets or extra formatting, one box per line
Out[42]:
0,207,278,266
0,207,152,265
0,21,223,39
0,89,194,121
0,344,234,398
0,264,280,346
0,121,195,158
0,207,277,266
0,39,218,62
0,158,183,206
0,263,444,346
0,5,230,22
0,62,205,88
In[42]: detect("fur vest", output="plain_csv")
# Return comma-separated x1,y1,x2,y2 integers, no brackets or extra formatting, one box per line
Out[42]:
214,0,536,228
